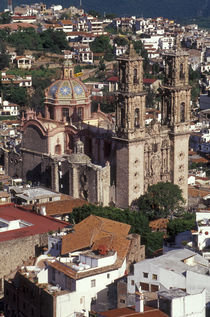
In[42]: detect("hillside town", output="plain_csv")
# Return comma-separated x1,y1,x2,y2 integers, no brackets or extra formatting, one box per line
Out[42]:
0,1,209,317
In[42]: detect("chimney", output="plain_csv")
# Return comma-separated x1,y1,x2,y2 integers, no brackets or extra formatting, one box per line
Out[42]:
135,288,144,313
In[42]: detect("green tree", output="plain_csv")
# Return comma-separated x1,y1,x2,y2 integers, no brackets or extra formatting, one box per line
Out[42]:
145,231,165,257
69,204,149,237
98,58,106,71
0,11,11,24
74,65,82,74
138,182,185,220
90,35,114,61
88,10,102,18
167,213,196,239
114,36,128,47
3,86,27,107
146,88,156,108
0,41,10,70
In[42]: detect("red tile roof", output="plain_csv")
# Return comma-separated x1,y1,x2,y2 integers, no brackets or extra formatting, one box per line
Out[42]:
143,78,157,84
24,196,88,216
107,76,119,82
61,214,131,255
0,204,67,242
99,306,169,317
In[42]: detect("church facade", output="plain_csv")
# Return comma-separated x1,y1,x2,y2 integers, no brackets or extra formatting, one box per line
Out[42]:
5,42,191,209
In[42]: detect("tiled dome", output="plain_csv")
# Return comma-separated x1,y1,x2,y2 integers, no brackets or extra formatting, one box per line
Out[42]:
47,78,87,101
45,60,89,105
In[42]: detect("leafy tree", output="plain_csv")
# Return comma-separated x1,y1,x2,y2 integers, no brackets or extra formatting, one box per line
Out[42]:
7,28,69,53
167,213,196,239
0,11,11,24
0,41,10,70
3,86,27,107
74,65,82,74
69,204,150,237
98,58,106,71
40,29,69,53
114,36,128,46
138,182,185,220
90,35,114,61
88,10,102,18
105,13,116,19
145,231,165,257
146,88,157,108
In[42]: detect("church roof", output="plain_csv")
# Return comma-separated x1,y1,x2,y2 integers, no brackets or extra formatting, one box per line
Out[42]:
46,78,88,102
45,60,90,106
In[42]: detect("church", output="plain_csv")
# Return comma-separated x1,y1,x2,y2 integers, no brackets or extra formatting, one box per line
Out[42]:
5,41,191,209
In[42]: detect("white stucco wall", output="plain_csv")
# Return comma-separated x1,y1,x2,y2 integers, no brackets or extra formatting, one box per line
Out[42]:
54,258,126,317
171,289,206,317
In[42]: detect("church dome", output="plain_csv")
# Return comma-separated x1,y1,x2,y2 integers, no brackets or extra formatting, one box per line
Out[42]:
45,60,89,105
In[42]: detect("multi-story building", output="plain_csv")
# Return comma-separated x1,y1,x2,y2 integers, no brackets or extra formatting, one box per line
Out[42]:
4,215,144,317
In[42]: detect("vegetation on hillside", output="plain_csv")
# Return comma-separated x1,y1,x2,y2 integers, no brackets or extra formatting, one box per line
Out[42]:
0,28,69,54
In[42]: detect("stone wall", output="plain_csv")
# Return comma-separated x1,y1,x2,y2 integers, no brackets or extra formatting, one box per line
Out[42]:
0,233,48,279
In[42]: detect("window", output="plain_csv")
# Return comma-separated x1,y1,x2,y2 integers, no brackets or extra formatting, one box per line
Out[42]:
80,297,83,304
107,274,110,279
120,299,125,303
140,282,149,291
133,68,138,84
152,274,158,280
62,108,69,119
91,279,96,287
131,280,135,286
77,107,83,119
180,102,185,122
143,272,148,278
134,108,140,128
151,284,159,292
180,63,184,80
121,108,125,127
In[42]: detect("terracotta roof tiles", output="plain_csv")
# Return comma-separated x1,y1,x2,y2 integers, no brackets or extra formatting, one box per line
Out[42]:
61,215,131,255
37,197,88,216
99,306,169,317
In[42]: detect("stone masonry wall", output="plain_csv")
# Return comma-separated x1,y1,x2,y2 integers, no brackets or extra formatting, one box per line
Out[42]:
0,233,48,279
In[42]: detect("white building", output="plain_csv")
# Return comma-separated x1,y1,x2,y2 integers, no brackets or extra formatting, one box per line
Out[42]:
0,98,19,116
127,249,210,304
192,211,210,259
6,215,144,317
158,288,206,317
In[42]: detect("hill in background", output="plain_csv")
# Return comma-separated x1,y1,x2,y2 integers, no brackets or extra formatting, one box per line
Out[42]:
1,0,210,19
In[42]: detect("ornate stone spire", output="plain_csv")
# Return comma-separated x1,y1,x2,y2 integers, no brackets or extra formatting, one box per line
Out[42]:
62,59,74,80
126,42,138,58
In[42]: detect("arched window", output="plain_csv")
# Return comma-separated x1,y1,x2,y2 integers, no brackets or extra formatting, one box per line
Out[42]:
77,107,83,119
180,102,185,122
121,108,125,127
180,63,184,80
133,68,138,84
55,144,61,155
134,108,140,128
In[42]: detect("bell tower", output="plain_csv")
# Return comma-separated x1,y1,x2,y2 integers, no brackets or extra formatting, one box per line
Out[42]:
162,36,191,203
115,43,146,208
116,43,146,140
